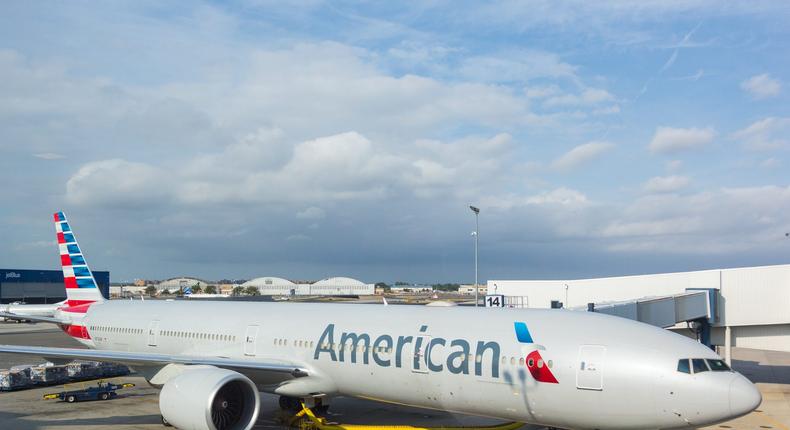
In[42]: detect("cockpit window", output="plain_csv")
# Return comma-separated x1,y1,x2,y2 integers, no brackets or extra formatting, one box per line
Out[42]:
692,358,709,373
706,359,731,371
677,359,691,374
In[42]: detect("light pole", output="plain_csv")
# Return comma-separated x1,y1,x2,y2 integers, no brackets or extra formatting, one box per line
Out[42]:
470,205,480,307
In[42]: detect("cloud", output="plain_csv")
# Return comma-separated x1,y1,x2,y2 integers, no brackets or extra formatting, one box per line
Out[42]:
33,153,65,160
659,50,678,74
642,175,691,194
648,126,716,154
760,158,781,169
741,74,782,99
544,88,615,107
458,50,579,84
552,141,615,170
731,117,790,151
65,159,171,207
296,207,326,220
63,131,517,208
600,185,790,253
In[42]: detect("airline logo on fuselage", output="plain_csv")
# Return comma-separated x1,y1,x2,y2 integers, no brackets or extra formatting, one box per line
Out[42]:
313,324,502,378
5,272,21,279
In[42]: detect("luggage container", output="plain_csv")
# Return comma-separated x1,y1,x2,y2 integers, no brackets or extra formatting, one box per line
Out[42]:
30,364,69,385
0,369,32,391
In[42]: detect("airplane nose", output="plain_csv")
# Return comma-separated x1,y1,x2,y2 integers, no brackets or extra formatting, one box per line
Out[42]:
729,374,761,416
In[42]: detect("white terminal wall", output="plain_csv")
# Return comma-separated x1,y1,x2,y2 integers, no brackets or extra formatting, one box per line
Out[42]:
489,264,790,352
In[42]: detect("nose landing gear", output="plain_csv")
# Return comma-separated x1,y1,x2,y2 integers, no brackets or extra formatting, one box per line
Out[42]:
279,395,329,415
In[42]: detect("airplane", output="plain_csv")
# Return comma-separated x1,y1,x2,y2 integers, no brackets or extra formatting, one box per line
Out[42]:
1,300,64,321
183,286,230,299
0,212,761,430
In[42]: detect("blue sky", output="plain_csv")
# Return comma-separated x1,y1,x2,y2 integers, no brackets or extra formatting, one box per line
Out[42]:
1,1,789,283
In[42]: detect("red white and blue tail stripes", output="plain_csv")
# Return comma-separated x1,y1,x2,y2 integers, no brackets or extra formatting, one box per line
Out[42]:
54,211,105,308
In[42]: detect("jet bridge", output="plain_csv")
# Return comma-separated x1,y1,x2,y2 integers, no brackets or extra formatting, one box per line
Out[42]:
586,288,719,347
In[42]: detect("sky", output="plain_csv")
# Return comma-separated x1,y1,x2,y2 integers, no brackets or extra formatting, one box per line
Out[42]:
1,1,789,284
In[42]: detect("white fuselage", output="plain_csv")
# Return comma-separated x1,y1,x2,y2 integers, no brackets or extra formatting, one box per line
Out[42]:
1,302,62,319
62,300,759,430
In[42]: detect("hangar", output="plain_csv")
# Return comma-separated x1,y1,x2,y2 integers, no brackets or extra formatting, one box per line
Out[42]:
241,276,375,296
0,268,110,304
155,277,210,292
488,264,790,357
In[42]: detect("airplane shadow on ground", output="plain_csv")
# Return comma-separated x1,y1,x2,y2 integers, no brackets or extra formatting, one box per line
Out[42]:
732,359,790,384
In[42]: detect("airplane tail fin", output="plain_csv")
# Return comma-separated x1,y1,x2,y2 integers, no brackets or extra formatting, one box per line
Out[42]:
54,211,106,307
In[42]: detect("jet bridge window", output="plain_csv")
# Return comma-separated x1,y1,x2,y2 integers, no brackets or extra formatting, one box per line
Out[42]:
706,359,731,371
677,359,691,374
692,358,709,373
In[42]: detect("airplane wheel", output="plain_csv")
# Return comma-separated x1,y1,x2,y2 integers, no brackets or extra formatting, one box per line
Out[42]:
66,395,77,403
99,392,110,400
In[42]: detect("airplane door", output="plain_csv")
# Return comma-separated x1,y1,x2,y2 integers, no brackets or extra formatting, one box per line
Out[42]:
244,325,259,356
577,345,606,390
411,335,431,373
147,320,160,347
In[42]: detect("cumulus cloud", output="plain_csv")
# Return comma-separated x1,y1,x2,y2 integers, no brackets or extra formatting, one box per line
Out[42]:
648,126,716,154
552,141,615,170
66,159,171,207
731,117,790,151
642,175,691,194
741,74,782,99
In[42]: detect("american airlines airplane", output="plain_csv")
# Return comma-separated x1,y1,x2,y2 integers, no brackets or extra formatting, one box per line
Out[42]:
0,212,761,430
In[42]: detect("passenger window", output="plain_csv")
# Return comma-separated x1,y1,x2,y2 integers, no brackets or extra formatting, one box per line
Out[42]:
706,359,731,371
692,358,709,373
677,359,691,374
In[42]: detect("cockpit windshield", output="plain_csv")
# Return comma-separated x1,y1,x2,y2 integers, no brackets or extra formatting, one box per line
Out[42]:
706,359,731,371
677,358,731,374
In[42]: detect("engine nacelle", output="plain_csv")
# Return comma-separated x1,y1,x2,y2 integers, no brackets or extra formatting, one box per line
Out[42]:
159,367,260,430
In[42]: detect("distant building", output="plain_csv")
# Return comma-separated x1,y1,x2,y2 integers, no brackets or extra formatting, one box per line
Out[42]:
390,285,433,294
155,277,210,292
459,284,487,295
0,268,110,304
242,276,374,296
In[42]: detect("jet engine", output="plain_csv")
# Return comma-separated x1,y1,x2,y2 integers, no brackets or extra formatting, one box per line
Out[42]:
159,367,260,430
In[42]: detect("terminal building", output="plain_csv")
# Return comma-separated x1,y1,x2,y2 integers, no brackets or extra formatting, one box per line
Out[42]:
242,276,375,296
0,268,110,304
488,264,790,359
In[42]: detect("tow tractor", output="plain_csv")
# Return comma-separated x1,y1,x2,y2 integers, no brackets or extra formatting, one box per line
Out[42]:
43,380,135,403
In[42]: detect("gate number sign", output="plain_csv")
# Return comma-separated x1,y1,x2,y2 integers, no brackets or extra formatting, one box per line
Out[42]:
485,294,505,308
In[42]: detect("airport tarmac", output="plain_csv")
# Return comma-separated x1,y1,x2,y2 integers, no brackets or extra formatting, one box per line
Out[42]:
1,322,788,430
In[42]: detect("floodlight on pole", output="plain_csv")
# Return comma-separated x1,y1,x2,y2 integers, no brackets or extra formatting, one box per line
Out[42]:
469,206,480,307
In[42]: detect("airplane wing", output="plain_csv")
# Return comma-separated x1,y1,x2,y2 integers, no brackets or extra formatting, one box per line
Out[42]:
0,344,308,378
0,311,68,325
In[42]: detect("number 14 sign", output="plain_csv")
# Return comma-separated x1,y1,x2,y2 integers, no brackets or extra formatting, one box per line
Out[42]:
485,294,505,307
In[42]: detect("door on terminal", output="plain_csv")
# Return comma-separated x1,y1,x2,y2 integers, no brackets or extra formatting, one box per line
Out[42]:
576,345,606,390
